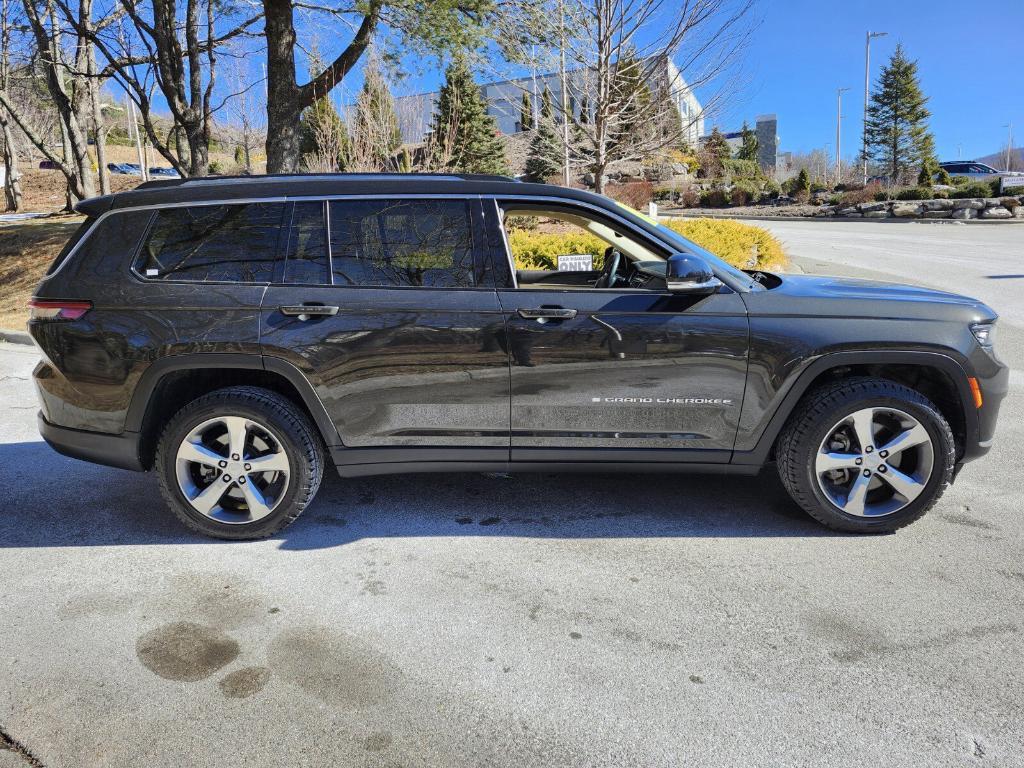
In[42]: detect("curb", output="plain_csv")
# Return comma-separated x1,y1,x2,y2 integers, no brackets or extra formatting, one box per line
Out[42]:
0,328,33,346
660,212,1024,224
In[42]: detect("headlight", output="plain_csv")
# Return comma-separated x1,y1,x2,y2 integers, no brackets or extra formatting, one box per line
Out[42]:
971,321,996,349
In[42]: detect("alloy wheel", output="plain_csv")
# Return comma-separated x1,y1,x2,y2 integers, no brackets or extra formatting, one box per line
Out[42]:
814,406,935,517
175,415,290,524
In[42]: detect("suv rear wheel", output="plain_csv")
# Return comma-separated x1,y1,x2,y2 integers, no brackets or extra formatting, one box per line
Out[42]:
155,386,324,539
776,377,955,533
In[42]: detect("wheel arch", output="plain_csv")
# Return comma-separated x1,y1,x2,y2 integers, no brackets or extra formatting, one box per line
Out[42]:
736,350,977,466
127,354,340,470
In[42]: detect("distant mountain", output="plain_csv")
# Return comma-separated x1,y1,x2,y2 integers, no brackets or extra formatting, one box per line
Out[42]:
974,146,1024,171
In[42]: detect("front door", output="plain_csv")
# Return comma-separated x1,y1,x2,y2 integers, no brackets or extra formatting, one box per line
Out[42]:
487,199,749,464
260,197,510,468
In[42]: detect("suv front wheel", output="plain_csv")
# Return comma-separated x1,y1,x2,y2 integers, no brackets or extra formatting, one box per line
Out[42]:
776,377,956,533
155,386,324,539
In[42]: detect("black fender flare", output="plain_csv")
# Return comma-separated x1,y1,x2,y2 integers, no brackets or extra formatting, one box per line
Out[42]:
124,352,341,447
734,349,977,465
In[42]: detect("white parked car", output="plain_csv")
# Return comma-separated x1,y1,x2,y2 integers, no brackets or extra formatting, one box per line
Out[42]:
939,161,1024,192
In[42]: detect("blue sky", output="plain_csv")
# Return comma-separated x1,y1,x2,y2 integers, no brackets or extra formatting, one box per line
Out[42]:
717,0,1023,161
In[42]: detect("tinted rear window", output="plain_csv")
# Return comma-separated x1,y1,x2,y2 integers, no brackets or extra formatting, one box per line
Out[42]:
328,199,475,288
136,203,286,282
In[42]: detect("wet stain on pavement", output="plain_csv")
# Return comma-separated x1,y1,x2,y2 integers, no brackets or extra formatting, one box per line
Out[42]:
136,622,240,682
363,732,393,752
268,626,401,709
219,666,271,698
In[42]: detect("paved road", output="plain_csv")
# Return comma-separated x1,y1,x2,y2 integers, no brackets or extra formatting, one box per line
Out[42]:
1,220,1023,767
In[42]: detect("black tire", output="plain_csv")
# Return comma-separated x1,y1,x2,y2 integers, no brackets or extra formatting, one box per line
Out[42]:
776,377,955,533
155,386,324,539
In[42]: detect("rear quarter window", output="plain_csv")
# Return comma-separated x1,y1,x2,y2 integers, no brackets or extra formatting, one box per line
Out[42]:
49,210,154,282
135,203,286,283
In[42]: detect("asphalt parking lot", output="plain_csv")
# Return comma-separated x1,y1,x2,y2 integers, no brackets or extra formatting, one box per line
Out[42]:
2,219,1023,767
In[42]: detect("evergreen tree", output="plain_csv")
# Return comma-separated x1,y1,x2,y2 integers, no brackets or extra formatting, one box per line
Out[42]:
397,146,412,173
428,56,509,175
917,157,936,186
704,127,731,161
736,121,759,162
298,96,350,170
541,85,554,121
520,91,533,131
351,57,402,170
525,117,561,182
795,167,810,194
864,44,936,184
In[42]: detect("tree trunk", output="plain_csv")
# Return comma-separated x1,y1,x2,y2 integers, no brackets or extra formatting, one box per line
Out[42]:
263,0,379,173
89,48,109,194
0,116,20,210
264,0,301,173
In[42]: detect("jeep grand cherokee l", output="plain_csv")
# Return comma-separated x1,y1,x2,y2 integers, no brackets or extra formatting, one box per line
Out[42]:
28,173,1008,539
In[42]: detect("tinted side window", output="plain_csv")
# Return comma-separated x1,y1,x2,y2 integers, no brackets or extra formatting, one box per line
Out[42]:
58,210,154,281
328,199,475,288
284,202,329,284
136,203,285,282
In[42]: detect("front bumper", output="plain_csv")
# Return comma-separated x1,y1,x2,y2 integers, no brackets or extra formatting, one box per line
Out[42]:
38,412,143,471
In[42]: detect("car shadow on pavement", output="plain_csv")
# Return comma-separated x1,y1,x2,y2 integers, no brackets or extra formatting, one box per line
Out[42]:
0,440,844,549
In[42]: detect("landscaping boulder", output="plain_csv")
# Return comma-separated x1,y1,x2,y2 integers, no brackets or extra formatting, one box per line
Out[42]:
859,201,888,213
980,206,1013,219
838,207,859,217
953,198,984,210
983,198,1003,208
921,199,954,211
892,203,922,217
951,207,978,220
862,210,888,218
921,210,952,218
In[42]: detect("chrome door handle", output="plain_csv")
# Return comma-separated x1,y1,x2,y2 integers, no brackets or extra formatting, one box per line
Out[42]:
279,305,339,319
517,308,578,320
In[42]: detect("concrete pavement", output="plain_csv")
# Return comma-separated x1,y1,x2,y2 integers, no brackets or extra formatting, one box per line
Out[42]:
1,219,1023,766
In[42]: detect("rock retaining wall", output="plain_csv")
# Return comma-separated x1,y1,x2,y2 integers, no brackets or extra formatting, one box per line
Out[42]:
817,196,1024,220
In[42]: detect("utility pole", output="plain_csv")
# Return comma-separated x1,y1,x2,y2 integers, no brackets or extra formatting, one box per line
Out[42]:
127,97,148,182
557,0,571,186
862,30,888,184
1004,123,1013,171
836,87,849,186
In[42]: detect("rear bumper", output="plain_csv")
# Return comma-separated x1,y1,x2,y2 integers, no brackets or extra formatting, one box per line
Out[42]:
38,412,143,471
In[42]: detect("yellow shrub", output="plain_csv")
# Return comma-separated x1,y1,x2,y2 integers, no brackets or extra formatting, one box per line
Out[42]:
505,217,786,273
662,218,787,271
507,229,607,271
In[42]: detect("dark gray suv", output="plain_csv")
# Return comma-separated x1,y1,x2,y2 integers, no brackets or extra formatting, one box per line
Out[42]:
28,173,1008,539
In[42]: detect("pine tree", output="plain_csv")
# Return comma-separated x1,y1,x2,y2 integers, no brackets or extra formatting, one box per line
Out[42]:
704,127,731,161
351,57,402,170
541,85,554,121
608,50,650,151
864,44,936,184
428,56,509,175
298,96,350,171
795,168,810,194
520,91,533,131
525,117,561,182
737,121,759,162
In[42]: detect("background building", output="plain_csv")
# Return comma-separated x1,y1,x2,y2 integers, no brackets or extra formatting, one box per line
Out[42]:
700,114,779,173
392,57,704,147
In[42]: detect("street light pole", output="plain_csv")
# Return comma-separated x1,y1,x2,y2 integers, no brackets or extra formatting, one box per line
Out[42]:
862,30,888,184
836,87,849,186
1004,123,1013,171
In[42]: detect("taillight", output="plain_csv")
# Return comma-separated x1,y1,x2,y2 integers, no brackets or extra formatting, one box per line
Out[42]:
28,299,92,321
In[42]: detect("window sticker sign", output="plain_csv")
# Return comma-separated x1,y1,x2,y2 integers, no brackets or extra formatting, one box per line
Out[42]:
557,253,594,272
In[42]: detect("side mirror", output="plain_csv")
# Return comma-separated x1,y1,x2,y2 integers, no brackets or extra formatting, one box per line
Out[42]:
666,254,722,294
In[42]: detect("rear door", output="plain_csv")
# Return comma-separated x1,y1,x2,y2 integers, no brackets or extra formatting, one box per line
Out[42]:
259,196,510,469
485,197,749,465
